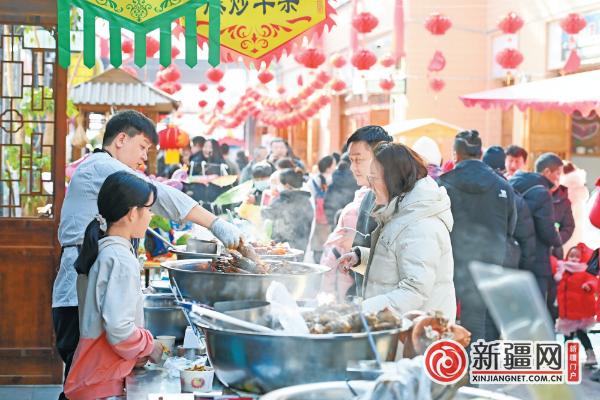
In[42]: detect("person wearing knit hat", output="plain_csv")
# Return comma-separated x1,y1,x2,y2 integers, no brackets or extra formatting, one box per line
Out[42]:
483,146,506,174
412,136,442,179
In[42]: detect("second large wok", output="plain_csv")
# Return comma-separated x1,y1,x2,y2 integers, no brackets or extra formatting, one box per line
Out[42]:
161,259,330,305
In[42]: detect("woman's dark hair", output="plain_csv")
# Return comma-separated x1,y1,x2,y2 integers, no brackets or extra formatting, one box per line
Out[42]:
192,136,206,148
280,168,304,189
75,171,157,275
332,152,341,164
454,130,482,158
275,157,296,170
317,155,334,174
209,139,224,162
373,142,428,199
103,110,158,146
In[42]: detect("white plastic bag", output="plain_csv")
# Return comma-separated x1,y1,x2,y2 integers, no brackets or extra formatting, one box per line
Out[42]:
265,281,309,334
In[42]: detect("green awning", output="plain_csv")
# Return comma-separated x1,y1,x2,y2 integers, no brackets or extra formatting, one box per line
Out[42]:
57,0,221,68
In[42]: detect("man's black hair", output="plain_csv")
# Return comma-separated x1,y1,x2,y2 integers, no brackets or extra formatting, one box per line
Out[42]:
506,145,528,162
103,110,158,147
535,153,563,173
346,125,393,147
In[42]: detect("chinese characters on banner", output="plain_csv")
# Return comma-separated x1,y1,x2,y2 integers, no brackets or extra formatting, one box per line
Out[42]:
195,0,336,68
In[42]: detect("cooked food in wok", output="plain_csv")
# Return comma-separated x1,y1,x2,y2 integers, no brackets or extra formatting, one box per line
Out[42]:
249,240,297,256
195,255,317,275
302,303,403,334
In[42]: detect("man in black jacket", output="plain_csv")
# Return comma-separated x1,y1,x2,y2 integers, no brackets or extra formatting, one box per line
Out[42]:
509,153,563,304
483,146,536,270
438,131,517,342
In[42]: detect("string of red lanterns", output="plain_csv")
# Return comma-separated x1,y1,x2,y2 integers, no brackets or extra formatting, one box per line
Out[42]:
424,12,451,93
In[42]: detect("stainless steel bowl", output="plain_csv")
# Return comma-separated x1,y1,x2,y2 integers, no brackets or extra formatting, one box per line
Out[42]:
143,294,188,342
161,259,330,305
213,300,272,327
201,327,401,394
257,248,305,262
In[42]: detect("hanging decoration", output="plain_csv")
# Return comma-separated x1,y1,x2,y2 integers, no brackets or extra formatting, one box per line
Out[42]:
198,100,208,108
351,49,377,70
424,13,452,35
146,36,161,58
560,13,587,74
198,83,208,92
496,48,524,70
57,0,221,68
393,0,405,60
121,37,134,54
159,125,189,164
424,12,451,93
380,54,397,68
331,79,347,92
427,51,446,72
154,64,182,94
195,0,336,68
258,69,275,84
379,78,395,91
331,54,347,68
295,48,326,69
498,12,524,34
429,78,445,92
206,67,225,83
352,11,379,34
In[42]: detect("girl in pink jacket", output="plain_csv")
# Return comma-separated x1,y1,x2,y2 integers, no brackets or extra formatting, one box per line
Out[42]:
64,171,163,400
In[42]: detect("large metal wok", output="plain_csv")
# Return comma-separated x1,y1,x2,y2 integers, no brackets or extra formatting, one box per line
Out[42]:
161,259,330,305
200,326,402,394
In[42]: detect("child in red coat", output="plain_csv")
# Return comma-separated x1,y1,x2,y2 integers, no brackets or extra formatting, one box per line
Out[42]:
553,243,597,366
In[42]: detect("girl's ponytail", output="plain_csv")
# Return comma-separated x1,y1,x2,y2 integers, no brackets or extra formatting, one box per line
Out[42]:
75,217,104,275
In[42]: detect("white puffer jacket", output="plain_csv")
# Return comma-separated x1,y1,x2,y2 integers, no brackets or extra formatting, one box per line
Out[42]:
357,176,456,321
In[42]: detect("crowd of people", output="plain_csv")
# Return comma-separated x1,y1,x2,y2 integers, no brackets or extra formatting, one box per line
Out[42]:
54,110,600,398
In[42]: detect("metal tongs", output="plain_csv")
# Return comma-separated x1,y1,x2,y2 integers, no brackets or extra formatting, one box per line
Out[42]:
171,278,275,333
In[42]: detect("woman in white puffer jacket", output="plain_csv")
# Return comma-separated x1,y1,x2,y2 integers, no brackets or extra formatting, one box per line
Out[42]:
340,143,456,321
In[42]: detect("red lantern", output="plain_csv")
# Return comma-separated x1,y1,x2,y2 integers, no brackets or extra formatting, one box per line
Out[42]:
331,79,347,92
352,12,379,34
198,83,208,92
429,78,445,92
159,81,181,95
294,48,326,69
379,78,395,91
380,54,396,68
331,54,347,68
217,85,226,93
171,46,180,59
258,69,274,84
206,67,225,83
198,100,208,108
351,49,377,70
560,13,587,35
161,65,181,82
122,38,134,54
428,51,446,72
216,99,225,109
317,70,332,84
277,86,286,95
297,74,304,86
496,48,523,69
158,125,180,149
146,36,160,57
498,12,524,34
425,13,452,35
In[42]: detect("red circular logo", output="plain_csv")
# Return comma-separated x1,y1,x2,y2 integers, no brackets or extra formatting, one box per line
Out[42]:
423,339,468,385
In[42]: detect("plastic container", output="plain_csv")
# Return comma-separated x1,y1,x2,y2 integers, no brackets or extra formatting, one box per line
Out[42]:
180,367,214,393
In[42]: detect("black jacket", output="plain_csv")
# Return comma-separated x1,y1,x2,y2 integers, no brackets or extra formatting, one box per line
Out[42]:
262,190,314,252
324,167,360,226
551,185,575,259
512,193,536,270
509,171,562,277
438,160,517,297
